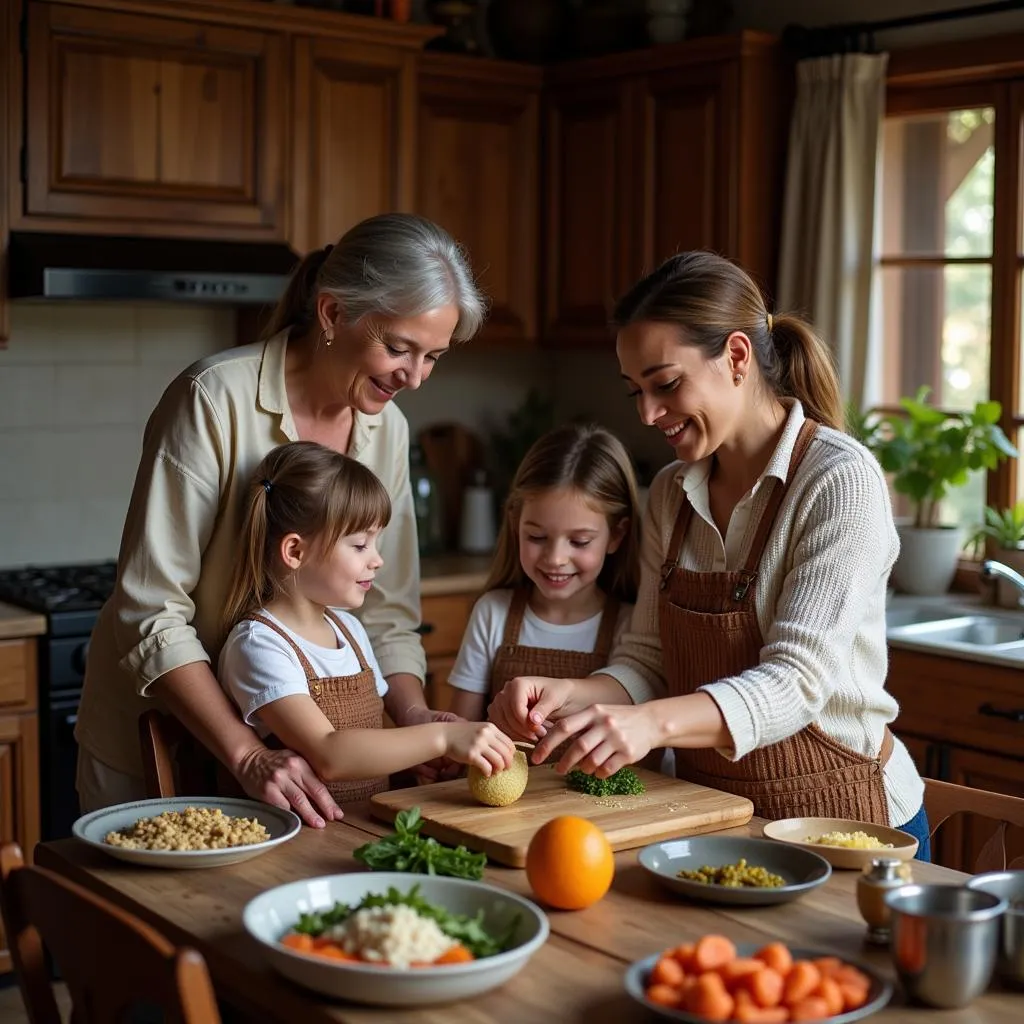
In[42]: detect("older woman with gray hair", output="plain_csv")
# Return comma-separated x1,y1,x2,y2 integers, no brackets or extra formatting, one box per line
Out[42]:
75,213,486,827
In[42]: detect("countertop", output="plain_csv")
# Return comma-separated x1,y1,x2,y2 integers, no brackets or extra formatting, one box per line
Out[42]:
0,601,46,640
419,552,491,597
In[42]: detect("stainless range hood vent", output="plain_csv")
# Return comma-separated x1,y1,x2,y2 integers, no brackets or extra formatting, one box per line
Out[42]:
8,231,298,305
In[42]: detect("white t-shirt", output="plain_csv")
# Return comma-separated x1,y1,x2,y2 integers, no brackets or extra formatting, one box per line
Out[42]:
448,589,633,695
218,610,388,738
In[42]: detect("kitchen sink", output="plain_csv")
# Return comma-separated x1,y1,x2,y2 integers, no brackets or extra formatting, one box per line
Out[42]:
888,614,1024,649
885,604,966,630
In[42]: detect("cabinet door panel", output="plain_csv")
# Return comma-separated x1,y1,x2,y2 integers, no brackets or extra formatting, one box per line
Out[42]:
25,2,285,236
292,38,415,253
544,83,632,346
418,67,539,343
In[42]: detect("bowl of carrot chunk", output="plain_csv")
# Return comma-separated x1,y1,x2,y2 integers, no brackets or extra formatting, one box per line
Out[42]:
624,934,893,1022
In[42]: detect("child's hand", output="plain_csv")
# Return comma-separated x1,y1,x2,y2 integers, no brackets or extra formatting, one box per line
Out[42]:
443,722,516,777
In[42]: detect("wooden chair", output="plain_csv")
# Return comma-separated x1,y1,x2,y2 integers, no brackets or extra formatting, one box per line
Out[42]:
923,777,1024,872
0,843,221,1024
139,709,220,799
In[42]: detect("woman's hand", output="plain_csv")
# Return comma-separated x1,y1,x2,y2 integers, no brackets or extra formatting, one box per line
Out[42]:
233,745,345,828
487,676,578,741
443,721,516,777
532,703,662,777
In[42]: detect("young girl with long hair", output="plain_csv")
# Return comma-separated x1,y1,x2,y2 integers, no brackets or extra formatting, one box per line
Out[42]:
219,441,515,802
447,423,641,723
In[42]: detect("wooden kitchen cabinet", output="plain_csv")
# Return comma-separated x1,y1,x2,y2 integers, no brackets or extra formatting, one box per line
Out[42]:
417,53,542,345
0,637,40,975
22,1,287,237
888,646,1024,872
543,32,788,347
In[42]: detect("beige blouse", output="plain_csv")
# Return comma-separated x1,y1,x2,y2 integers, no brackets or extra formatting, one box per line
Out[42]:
75,332,424,777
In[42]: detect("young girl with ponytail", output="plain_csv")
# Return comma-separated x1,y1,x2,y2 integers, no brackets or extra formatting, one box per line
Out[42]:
218,441,514,800
488,251,931,860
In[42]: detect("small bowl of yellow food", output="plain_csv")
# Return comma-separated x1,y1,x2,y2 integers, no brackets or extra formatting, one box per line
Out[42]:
762,816,918,870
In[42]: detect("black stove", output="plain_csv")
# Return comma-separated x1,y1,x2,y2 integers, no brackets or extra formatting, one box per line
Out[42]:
0,560,117,841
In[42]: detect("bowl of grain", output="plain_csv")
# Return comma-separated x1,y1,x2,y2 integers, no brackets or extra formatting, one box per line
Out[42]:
72,796,301,869
761,817,918,870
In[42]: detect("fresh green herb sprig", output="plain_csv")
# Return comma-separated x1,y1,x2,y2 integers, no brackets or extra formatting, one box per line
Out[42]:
353,807,487,880
292,884,519,959
566,766,646,797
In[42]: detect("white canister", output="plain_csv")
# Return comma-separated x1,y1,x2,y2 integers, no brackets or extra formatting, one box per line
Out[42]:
459,471,497,554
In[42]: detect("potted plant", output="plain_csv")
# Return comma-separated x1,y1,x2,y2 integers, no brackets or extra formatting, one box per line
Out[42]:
969,502,1024,607
865,387,1018,596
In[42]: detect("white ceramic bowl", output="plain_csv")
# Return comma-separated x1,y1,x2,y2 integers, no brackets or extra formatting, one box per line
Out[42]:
762,816,917,870
72,796,300,869
242,872,550,1006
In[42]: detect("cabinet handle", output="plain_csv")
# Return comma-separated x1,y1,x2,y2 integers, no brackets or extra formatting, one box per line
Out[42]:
416,623,435,636
978,702,1024,723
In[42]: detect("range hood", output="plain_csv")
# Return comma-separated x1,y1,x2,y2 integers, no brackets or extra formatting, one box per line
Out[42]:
8,231,298,305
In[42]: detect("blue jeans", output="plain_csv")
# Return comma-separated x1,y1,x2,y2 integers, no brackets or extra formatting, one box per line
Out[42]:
897,804,931,862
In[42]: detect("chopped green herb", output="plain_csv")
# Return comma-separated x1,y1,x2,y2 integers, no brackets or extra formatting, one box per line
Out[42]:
353,807,487,880
566,766,646,797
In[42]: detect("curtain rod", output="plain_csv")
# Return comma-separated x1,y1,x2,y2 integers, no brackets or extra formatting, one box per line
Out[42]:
782,0,1024,58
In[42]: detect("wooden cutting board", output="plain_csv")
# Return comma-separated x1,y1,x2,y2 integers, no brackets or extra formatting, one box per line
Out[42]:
369,766,754,867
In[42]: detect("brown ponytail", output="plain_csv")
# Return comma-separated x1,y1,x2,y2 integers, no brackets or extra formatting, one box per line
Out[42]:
769,314,844,431
221,441,392,637
612,251,845,431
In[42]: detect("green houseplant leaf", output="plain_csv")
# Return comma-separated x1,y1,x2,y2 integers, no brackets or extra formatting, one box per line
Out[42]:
862,387,1020,529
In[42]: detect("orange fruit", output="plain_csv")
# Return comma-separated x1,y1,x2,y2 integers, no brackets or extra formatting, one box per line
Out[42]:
525,815,614,910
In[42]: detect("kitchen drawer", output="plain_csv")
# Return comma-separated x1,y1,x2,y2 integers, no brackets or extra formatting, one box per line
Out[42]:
420,594,475,657
0,639,36,711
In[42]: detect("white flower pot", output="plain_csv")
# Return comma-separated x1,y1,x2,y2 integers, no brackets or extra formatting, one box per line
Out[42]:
891,525,964,596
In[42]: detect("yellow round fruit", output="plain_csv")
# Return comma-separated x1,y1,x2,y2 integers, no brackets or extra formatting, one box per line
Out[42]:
525,815,614,910
467,750,529,807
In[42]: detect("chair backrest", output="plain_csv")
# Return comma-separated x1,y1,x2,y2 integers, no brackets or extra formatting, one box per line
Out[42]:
923,777,1024,873
0,843,221,1024
139,709,219,799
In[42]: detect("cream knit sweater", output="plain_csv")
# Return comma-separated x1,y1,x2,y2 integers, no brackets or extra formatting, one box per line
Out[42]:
602,401,923,827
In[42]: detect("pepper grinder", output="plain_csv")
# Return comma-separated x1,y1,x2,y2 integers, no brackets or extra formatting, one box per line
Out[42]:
856,856,913,945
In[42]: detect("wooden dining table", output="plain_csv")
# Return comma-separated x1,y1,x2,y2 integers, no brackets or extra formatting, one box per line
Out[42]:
34,806,1020,1023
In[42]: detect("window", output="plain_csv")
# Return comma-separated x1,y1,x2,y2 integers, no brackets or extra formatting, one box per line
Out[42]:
876,65,1024,537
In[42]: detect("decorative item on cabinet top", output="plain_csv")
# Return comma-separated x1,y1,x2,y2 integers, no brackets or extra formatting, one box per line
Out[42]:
426,0,485,54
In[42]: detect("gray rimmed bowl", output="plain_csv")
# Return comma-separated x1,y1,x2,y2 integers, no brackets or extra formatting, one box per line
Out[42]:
966,870,1024,988
638,835,831,906
885,883,1008,1008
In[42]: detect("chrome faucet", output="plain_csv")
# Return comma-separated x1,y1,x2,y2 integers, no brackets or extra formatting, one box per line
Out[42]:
981,560,1024,608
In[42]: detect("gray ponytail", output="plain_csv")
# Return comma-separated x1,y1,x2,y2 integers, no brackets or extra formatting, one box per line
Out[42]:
262,213,487,343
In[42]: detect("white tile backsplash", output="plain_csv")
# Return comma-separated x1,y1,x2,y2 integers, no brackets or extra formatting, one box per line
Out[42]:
0,303,234,567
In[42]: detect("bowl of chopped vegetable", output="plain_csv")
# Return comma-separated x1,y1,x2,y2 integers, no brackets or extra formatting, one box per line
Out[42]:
762,818,917,870
638,836,832,906
242,872,549,1005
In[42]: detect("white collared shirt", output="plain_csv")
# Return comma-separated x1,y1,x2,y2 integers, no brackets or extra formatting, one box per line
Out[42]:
601,401,923,827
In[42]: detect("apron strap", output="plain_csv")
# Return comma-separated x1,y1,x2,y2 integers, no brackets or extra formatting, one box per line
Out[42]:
660,494,695,587
879,725,895,766
502,588,530,647
243,612,318,684
324,610,371,674
739,419,819,577
594,598,620,658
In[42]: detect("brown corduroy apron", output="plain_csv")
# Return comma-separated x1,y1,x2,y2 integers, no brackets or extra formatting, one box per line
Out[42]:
244,610,389,803
659,419,894,824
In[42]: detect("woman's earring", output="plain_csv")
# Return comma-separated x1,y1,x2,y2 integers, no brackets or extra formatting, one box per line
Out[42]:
733,373,744,385
319,327,333,348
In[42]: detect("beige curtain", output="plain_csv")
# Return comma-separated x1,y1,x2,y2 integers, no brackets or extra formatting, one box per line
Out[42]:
777,53,889,410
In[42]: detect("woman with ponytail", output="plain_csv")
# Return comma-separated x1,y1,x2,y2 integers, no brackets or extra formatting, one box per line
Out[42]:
76,213,486,826
490,251,930,859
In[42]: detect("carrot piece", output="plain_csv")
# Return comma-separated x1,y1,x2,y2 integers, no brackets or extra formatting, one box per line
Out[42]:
812,956,842,978
832,964,871,990
837,981,870,1011
433,944,474,965
673,942,697,972
734,993,791,1024
782,961,822,1006
313,944,361,962
745,966,784,1009
280,932,314,953
755,942,794,977
312,936,338,949
789,996,831,1021
651,954,687,988
721,957,765,989
684,973,735,1022
693,934,738,973
646,984,682,1008
813,977,844,1016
